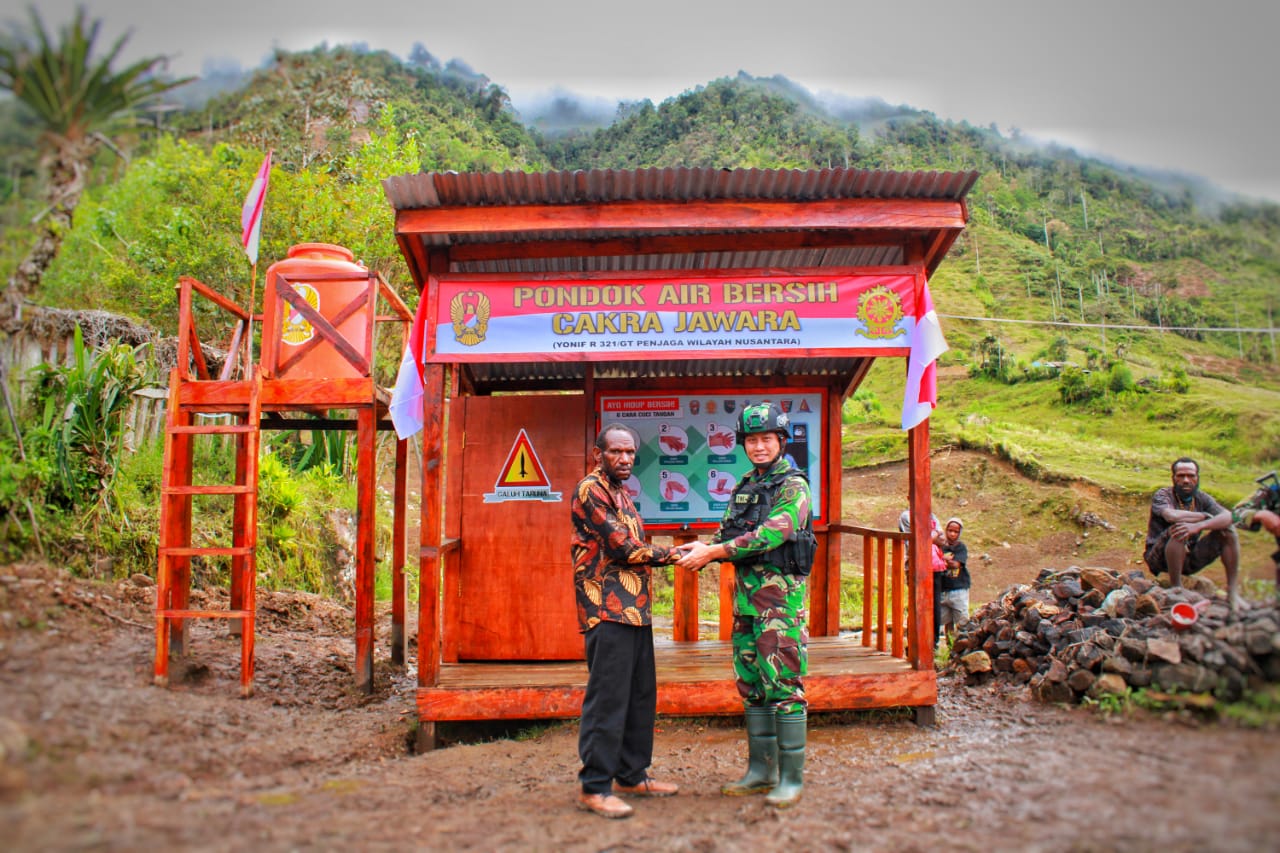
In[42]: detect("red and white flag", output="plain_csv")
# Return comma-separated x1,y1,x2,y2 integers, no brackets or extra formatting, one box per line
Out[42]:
240,151,272,265
900,277,948,430
389,296,430,439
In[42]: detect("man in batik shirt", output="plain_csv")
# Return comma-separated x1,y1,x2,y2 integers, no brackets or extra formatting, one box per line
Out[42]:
572,423,680,820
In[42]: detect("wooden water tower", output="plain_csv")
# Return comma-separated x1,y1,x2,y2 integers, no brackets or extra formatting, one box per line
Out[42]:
153,243,414,696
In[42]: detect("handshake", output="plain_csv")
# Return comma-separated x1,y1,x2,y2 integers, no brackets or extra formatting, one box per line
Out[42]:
670,540,724,572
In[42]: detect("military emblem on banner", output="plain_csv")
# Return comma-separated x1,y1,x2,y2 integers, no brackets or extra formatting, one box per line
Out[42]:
451,290,491,346
855,285,905,339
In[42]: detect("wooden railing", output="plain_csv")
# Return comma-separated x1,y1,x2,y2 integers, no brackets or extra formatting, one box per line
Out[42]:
840,525,910,658
660,524,915,661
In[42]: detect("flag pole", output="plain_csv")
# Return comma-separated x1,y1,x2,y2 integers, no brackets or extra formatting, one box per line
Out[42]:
244,261,258,377
239,149,272,379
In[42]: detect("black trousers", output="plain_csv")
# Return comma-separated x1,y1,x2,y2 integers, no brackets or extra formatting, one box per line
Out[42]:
578,621,656,794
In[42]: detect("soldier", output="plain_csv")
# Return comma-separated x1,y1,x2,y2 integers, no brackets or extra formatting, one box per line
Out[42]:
677,402,815,808
1232,471,1280,598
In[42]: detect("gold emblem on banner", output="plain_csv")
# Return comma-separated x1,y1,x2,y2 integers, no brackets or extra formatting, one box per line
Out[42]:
855,285,905,339
450,290,490,346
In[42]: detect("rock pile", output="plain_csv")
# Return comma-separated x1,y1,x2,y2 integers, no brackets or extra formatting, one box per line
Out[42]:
949,566,1280,703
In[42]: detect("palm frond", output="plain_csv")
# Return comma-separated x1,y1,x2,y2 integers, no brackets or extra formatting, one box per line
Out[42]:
0,5,193,140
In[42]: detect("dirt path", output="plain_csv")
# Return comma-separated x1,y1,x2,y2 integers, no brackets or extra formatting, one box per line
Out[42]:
3,449,1279,851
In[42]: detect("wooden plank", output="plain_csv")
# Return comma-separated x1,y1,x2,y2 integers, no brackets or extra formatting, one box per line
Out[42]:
354,406,377,693
396,199,967,238
178,378,379,409
415,637,933,722
179,275,251,320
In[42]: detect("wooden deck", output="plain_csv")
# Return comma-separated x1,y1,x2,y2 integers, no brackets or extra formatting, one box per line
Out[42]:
417,634,935,722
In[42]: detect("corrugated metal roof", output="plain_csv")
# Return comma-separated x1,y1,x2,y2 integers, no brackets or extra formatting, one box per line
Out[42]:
382,167,973,391
383,166,977,211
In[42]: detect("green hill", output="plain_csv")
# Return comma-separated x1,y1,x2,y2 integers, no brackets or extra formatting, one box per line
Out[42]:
4,45,1278,506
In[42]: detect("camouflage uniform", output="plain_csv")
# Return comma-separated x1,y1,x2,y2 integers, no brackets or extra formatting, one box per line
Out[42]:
718,456,812,715
1232,485,1280,566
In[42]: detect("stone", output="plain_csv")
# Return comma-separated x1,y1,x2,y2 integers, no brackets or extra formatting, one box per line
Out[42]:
1081,588,1106,607
1186,575,1217,596
1011,658,1034,683
1126,574,1155,594
1102,656,1133,676
1067,669,1097,693
1038,680,1076,704
1088,673,1129,698
1080,567,1122,593
1134,593,1161,616
1245,627,1276,657
1153,662,1217,693
958,650,992,675
1075,642,1105,672
1146,638,1182,664
1127,666,1153,688
1119,637,1148,662
1045,657,1069,683
1052,580,1084,600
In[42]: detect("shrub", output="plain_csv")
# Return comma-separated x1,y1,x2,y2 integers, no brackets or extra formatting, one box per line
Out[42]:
1108,362,1136,393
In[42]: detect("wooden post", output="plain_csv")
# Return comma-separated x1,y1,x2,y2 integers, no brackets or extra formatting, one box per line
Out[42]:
907,418,933,671
819,383,844,635
891,538,905,658
354,406,377,693
719,562,734,641
229,408,250,637
417,249,450,690
391,436,408,667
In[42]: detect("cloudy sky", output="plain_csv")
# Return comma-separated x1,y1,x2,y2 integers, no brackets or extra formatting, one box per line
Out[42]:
9,0,1280,202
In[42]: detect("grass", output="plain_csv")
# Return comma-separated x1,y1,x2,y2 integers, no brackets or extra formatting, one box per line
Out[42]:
848,354,1280,503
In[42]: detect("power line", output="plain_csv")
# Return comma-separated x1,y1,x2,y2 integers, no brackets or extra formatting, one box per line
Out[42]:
937,314,1278,335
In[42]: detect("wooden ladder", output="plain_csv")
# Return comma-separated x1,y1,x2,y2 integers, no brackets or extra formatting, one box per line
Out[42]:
154,368,263,697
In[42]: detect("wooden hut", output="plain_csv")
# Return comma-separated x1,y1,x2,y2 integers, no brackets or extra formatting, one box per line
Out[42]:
383,167,976,749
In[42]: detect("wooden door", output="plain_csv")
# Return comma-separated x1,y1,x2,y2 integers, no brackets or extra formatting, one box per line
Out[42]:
454,394,587,660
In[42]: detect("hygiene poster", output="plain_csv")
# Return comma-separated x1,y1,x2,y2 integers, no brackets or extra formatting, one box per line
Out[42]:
597,391,824,527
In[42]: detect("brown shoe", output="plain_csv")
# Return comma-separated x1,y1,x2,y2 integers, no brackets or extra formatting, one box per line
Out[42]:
614,777,679,797
577,792,634,819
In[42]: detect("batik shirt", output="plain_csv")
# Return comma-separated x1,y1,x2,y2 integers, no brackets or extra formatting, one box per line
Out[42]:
571,466,674,633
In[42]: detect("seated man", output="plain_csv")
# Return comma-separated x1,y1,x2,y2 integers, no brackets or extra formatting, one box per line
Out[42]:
934,517,970,645
1144,457,1240,610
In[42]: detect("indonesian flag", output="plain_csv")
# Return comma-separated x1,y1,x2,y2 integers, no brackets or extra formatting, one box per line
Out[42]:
240,151,272,265
900,277,948,430
389,295,430,439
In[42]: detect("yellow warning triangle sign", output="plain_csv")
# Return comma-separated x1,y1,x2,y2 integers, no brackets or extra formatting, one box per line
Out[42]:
496,428,551,488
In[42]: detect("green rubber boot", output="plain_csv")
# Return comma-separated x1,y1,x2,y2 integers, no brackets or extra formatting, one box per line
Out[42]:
720,705,778,796
764,709,806,808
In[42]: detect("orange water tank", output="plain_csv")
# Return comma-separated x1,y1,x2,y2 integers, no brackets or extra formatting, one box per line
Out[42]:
263,243,370,380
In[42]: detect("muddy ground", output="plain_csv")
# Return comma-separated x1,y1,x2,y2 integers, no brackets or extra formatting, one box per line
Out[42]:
3,450,1279,851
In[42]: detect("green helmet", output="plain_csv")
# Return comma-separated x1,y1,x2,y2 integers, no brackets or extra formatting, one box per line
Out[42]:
736,401,790,442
